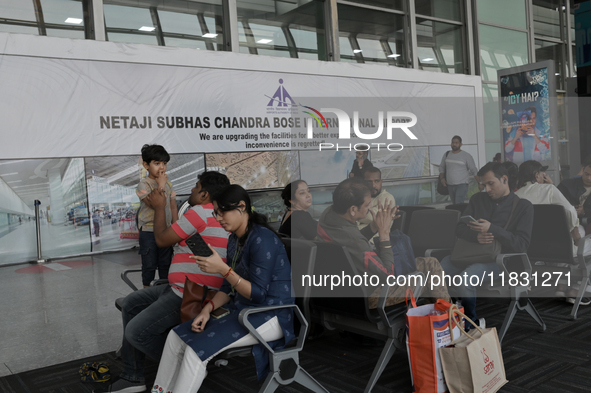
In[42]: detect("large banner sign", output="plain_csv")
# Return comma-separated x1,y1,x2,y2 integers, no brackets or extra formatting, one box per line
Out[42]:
499,63,553,164
0,52,483,159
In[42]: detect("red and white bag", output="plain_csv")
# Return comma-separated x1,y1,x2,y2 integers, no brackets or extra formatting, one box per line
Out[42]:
406,291,464,393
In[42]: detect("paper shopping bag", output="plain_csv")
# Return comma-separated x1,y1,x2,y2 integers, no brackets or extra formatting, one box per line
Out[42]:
406,290,464,393
439,306,508,393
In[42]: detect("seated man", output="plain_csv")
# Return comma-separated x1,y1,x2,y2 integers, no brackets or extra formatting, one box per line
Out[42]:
96,171,230,393
440,162,534,329
558,156,591,233
317,178,449,307
357,167,396,240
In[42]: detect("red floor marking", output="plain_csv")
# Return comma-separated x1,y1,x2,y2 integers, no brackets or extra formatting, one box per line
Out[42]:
15,260,95,274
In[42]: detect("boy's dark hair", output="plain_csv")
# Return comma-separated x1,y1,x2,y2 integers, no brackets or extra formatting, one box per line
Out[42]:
477,162,508,181
525,106,537,115
198,171,230,197
332,178,370,214
452,135,462,143
141,144,170,164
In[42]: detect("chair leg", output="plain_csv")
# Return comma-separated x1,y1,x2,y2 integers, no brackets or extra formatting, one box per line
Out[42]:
498,300,518,344
522,299,546,332
363,337,396,393
570,276,590,320
259,371,281,393
293,368,331,393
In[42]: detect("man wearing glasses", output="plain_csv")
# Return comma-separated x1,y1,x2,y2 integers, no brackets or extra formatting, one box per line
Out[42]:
98,171,230,393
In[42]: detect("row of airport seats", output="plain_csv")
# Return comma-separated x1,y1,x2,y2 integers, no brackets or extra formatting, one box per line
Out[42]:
114,202,590,393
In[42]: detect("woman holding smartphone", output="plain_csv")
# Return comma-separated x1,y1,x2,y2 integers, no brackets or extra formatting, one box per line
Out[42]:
151,185,294,392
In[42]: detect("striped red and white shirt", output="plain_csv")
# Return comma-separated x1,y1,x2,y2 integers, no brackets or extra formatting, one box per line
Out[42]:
169,203,229,297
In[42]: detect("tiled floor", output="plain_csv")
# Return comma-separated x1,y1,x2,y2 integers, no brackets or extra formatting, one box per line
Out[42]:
0,250,142,377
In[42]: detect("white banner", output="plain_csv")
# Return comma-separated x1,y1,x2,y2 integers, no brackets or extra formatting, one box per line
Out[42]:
0,49,482,159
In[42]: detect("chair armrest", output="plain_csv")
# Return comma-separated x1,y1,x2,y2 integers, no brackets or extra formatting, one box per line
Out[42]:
238,304,307,355
495,253,531,276
375,271,425,328
121,269,142,291
425,248,452,258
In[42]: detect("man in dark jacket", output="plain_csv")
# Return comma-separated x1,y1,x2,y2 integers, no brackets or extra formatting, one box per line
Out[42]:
440,162,534,328
558,159,591,227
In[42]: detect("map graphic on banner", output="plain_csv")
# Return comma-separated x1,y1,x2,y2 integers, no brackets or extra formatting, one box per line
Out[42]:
500,68,551,164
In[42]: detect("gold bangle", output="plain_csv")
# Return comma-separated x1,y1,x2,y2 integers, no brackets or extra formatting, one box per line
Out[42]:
232,277,242,289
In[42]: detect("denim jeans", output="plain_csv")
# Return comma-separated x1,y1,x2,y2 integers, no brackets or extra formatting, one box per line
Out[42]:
447,183,469,205
138,229,173,286
120,284,182,382
439,255,501,327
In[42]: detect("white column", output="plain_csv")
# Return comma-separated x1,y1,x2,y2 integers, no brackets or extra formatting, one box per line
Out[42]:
47,168,66,225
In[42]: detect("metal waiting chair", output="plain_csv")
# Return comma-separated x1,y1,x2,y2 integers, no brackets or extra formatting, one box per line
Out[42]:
212,238,329,393
528,204,591,320
445,203,468,214
405,209,545,342
397,205,435,234
310,242,424,393
406,209,460,259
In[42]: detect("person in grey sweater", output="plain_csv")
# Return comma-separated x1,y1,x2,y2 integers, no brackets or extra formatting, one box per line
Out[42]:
439,135,479,204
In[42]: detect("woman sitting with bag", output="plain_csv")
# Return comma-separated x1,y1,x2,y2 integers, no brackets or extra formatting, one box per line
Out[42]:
152,185,295,393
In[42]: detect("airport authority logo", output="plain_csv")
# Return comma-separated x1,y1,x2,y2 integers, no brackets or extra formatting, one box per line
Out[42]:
266,79,299,115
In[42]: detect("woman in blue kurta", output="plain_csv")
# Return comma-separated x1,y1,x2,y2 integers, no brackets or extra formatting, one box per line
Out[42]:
152,185,294,393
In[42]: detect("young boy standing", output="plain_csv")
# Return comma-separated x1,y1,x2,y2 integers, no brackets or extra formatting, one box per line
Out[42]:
136,144,178,287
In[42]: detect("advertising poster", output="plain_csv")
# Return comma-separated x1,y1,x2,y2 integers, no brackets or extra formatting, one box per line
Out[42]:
499,67,552,164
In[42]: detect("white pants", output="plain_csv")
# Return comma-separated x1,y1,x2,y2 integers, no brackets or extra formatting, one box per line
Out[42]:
151,317,283,393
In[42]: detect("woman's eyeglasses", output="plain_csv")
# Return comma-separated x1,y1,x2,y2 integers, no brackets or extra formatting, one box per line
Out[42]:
211,210,225,219
211,206,245,219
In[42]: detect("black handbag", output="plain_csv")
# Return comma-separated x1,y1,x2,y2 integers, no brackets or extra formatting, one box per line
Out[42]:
450,196,520,267
437,151,450,196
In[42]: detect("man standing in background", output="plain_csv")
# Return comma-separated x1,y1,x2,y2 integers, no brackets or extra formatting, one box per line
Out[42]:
439,135,479,204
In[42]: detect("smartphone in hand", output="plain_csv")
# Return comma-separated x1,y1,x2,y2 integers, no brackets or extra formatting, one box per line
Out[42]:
185,233,213,257
460,215,477,224
210,307,230,319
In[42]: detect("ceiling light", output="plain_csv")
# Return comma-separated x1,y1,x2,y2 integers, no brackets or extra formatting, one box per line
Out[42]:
7,180,21,184
139,26,156,32
353,49,363,54
0,172,18,176
387,54,401,58
202,33,218,38
422,57,434,62
257,39,273,44
65,17,83,24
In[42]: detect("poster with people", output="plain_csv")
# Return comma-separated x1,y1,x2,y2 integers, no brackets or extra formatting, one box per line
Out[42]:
499,67,551,164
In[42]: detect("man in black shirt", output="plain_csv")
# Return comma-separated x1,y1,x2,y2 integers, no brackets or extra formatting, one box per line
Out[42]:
440,162,534,328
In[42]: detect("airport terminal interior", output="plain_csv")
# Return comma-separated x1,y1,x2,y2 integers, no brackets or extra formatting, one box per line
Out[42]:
2,0,591,392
